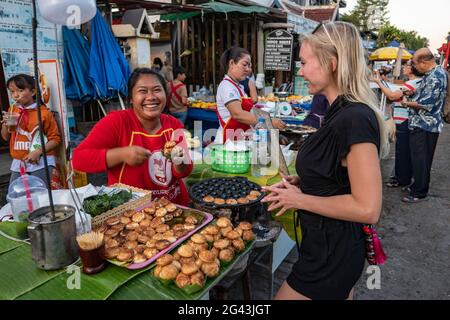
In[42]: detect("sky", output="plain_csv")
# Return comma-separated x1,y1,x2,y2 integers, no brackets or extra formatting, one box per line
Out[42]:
341,0,450,53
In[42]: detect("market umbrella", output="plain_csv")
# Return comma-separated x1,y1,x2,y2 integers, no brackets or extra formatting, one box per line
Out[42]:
387,40,400,47
89,10,131,101
62,27,94,103
393,42,406,79
369,47,413,61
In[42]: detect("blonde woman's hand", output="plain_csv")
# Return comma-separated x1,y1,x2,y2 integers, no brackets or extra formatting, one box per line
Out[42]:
262,174,300,190
123,146,151,166
261,179,303,216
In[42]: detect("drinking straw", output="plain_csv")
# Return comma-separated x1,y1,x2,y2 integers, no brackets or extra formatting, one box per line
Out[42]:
19,164,34,213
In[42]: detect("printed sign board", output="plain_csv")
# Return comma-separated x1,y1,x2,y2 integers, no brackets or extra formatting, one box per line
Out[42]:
264,29,293,71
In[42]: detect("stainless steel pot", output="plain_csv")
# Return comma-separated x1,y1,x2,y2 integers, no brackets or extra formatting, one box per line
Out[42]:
28,205,79,270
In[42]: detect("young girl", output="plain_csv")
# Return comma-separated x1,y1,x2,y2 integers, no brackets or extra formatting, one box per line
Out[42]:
168,66,189,124
72,68,192,206
262,22,389,300
1,74,61,185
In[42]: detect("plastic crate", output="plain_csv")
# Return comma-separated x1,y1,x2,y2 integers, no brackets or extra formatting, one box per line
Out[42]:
211,144,250,174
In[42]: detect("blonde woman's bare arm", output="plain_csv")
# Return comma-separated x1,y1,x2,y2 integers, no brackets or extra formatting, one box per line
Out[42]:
263,143,382,224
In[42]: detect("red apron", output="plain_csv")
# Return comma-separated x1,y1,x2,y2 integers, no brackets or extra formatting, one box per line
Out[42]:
117,128,189,206
168,81,186,109
216,78,254,142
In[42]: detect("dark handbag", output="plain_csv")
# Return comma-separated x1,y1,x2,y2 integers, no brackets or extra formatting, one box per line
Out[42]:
362,224,387,265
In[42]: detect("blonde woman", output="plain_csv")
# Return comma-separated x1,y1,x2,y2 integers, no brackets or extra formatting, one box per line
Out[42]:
262,22,389,300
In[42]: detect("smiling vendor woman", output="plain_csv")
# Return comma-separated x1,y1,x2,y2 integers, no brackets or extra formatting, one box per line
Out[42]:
72,68,192,206
215,47,286,143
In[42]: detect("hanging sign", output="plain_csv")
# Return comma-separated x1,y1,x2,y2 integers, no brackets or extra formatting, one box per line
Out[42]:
264,29,293,71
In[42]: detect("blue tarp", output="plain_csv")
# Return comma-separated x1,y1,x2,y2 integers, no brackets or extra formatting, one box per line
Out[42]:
62,27,94,102
387,40,415,54
89,10,130,100
387,40,400,47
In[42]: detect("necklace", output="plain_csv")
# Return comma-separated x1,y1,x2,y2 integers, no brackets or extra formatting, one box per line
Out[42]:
226,74,239,83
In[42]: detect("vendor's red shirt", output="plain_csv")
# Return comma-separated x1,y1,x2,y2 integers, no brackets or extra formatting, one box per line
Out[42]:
73,110,192,206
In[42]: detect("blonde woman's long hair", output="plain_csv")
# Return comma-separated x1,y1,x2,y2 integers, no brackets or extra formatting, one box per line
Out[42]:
303,21,389,159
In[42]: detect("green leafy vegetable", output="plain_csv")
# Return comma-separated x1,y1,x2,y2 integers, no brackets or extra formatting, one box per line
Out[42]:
83,189,133,217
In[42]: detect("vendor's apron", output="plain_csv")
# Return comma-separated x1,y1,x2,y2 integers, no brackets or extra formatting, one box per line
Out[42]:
168,81,186,111
117,128,183,203
216,78,254,142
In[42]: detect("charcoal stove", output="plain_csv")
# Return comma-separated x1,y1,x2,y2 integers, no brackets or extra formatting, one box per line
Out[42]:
189,177,266,225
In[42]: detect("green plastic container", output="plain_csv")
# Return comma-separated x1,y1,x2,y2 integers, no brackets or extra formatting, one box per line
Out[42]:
211,144,250,174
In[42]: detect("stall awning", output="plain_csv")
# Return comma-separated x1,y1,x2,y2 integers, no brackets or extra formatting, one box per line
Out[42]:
160,1,270,21
201,2,269,14
160,11,201,21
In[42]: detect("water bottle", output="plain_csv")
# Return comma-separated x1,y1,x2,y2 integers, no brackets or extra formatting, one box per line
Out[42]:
251,118,271,177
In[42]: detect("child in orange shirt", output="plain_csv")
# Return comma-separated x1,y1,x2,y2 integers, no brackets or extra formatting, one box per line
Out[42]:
1,74,61,185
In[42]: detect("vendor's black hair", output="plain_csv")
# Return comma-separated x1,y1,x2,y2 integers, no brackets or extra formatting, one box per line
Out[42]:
220,47,250,74
6,74,36,91
127,68,168,104
173,66,186,79
153,57,163,69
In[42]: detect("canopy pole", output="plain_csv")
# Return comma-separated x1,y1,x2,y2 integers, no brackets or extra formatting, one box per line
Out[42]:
96,100,107,117
32,0,55,219
118,94,126,110
177,20,182,66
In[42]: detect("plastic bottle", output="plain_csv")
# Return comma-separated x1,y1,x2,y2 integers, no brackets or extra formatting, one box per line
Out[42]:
251,117,275,177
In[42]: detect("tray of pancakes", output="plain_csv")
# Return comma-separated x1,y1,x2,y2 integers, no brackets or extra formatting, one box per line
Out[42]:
151,217,256,294
96,197,213,270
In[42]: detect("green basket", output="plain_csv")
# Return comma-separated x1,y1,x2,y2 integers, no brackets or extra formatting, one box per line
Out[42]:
211,144,250,174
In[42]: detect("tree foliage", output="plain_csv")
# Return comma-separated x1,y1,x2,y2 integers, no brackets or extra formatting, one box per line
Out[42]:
341,0,389,33
377,22,430,51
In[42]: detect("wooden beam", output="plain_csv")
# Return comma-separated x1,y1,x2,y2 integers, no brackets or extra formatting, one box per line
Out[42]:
212,17,216,94
182,0,188,53
234,19,240,47
197,18,203,87
190,18,197,86
219,18,224,72
243,21,248,50
257,21,264,74
227,19,231,49
205,19,210,86
251,17,257,66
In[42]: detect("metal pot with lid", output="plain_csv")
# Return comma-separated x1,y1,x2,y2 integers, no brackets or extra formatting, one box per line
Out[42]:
28,205,79,270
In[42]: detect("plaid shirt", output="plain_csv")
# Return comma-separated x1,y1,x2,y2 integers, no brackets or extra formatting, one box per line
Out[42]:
409,65,448,133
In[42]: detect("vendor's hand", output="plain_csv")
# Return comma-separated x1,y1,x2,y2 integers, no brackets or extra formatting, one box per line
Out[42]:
24,149,42,164
123,146,151,166
272,118,286,130
261,179,303,216
171,145,189,165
